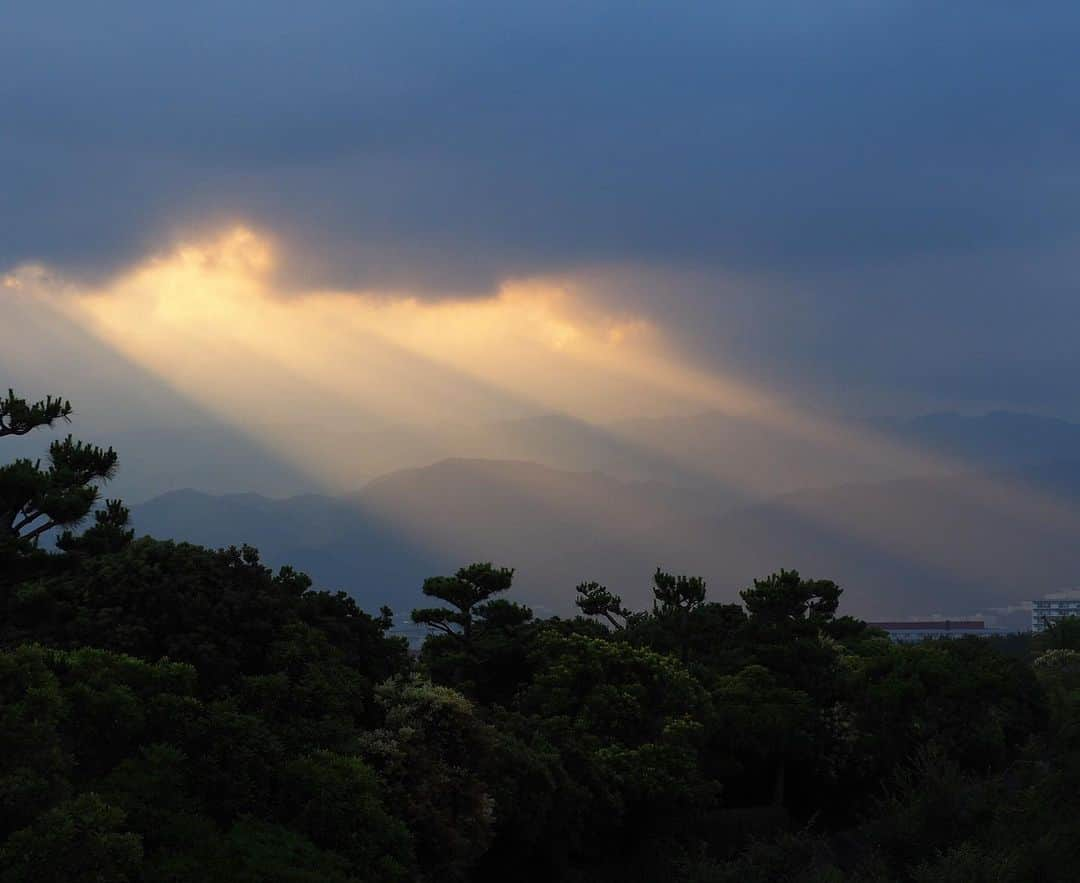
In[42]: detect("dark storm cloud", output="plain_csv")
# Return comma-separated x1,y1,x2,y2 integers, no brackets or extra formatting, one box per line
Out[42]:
5,1,1080,414
4,1,1079,288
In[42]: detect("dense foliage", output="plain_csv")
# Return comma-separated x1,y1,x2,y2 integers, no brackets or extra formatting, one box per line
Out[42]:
2,390,1078,881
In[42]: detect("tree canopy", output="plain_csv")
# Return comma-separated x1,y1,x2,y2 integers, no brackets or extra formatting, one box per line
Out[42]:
1,389,1074,881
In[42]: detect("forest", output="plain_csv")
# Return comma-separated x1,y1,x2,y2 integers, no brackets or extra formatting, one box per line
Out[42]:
3,389,1080,882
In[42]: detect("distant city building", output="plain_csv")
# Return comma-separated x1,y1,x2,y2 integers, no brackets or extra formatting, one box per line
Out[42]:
1031,598,1080,633
867,620,987,643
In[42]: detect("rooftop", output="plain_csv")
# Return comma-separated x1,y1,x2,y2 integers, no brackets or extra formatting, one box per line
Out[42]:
868,620,985,631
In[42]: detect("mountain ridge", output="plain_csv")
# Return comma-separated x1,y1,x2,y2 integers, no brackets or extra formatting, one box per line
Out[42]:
130,449,1080,630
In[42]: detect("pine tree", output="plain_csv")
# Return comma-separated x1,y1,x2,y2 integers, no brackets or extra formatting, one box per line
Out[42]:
410,562,518,646
575,581,630,630
1,390,125,555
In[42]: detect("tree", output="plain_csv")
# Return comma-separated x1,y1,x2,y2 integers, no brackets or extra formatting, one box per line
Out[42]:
56,499,134,557
1,436,118,545
575,581,629,630
0,537,407,696
739,569,841,626
1033,615,1080,653
708,665,816,809
360,676,500,881
736,570,849,702
0,793,143,883
281,750,414,880
0,390,71,438
626,601,749,675
517,632,716,860
410,563,517,646
414,564,535,704
1,390,119,551
651,568,708,662
221,819,361,883
652,569,707,617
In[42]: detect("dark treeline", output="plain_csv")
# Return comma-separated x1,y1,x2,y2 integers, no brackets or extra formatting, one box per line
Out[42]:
3,391,1080,881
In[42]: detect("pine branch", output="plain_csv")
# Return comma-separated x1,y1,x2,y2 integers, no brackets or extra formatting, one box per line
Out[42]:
0,390,72,437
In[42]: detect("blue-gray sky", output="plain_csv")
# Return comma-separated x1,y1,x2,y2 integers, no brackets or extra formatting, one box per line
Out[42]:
4,1,1080,415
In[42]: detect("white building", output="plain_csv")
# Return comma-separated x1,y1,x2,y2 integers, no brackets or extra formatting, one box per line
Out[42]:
1032,597,1080,633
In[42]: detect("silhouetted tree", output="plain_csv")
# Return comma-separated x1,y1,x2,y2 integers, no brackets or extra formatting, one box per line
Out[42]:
735,570,848,702
740,569,841,625
0,389,71,437
575,581,629,630
414,564,536,704
651,568,708,661
411,563,517,646
1,390,119,548
56,499,133,557
652,568,708,617
1034,615,1080,653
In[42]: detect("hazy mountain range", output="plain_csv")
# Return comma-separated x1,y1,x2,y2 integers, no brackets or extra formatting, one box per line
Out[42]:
126,410,1080,630
277,408,1080,500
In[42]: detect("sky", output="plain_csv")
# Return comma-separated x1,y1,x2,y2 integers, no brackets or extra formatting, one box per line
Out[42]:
7,2,1080,622
4,2,1080,490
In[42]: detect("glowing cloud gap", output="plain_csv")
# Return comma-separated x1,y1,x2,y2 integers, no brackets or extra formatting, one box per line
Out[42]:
12,225,1080,598
0,226,994,496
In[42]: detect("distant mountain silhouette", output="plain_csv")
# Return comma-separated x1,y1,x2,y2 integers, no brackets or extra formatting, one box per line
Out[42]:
318,414,753,505
324,410,1080,502
131,460,729,618
132,455,1080,629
